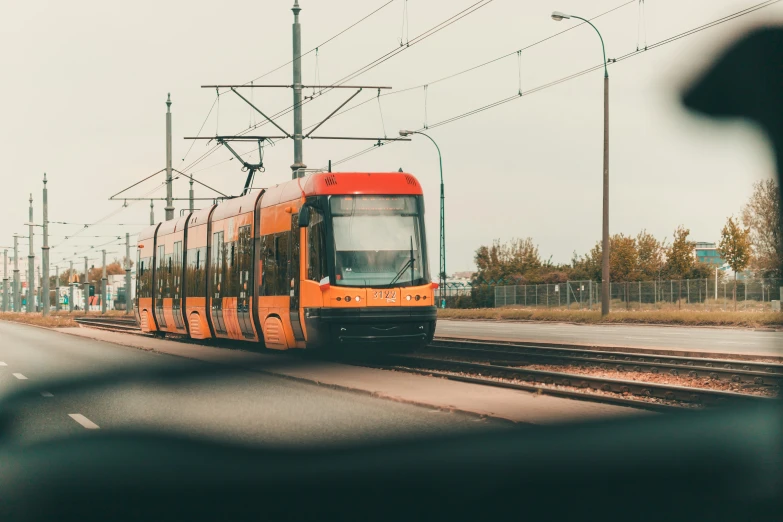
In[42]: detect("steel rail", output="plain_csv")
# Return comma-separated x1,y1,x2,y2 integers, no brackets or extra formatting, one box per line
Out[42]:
429,339,783,383
387,354,777,408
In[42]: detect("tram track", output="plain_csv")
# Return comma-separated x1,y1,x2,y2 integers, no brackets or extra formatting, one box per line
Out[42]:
381,353,778,411
425,339,783,386
72,316,780,411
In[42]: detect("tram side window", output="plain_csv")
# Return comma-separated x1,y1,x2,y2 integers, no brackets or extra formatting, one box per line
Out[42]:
259,232,289,296
228,241,237,297
275,232,290,296
137,257,152,299
157,245,166,300
237,226,252,299
212,231,225,299
186,247,207,298
307,208,327,282
173,241,182,300
260,235,276,296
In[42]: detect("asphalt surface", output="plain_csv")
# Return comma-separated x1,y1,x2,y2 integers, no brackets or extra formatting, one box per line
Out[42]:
0,321,499,447
435,319,783,357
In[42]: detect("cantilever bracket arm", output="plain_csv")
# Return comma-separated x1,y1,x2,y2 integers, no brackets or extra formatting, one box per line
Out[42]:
172,169,228,198
229,87,292,138
305,88,363,138
108,169,166,200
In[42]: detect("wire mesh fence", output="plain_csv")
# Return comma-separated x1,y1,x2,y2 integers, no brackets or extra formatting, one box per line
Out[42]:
491,278,782,311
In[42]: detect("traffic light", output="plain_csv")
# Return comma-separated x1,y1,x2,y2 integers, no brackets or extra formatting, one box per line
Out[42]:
89,285,95,297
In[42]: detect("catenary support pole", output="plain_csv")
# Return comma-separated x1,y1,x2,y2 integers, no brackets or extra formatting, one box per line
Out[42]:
13,235,20,312
2,249,8,312
290,1,306,178
165,94,174,221
125,233,132,315
101,249,107,314
42,174,50,316
69,260,74,312
150,200,155,225
84,256,89,314
55,265,60,311
27,194,35,313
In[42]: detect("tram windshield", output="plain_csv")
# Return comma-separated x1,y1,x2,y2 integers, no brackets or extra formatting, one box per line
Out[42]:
330,195,428,288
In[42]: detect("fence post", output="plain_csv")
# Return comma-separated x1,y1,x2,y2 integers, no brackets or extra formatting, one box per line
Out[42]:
687,279,690,304
566,281,570,308
535,285,538,307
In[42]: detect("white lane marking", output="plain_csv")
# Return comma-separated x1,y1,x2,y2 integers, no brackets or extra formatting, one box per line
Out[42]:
0,361,7,366
68,414,99,430
717,341,744,345
40,391,53,397
12,373,27,380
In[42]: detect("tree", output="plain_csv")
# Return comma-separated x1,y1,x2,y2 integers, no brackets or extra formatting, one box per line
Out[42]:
742,179,781,278
87,261,127,286
636,230,665,281
718,216,752,310
609,234,639,282
665,226,695,279
473,238,541,284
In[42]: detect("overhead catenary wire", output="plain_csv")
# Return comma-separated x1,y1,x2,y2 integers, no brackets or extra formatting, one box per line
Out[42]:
245,0,637,154
329,0,782,168
180,0,497,178
247,0,399,85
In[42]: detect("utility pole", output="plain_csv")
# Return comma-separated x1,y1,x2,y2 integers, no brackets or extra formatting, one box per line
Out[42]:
55,265,60,311
189,175,194,213
83,256,89,314
13,235,20,312
150,200,155,225
101,249,107,314
290,0,306,178
28,194,35,313
165,94,174,221
125,233,131,316
42,174,50,316
69,260,74,312
2,249,8,312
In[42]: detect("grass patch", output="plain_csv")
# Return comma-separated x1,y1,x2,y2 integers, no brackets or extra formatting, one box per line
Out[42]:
437,308,783,328
0,312,78,328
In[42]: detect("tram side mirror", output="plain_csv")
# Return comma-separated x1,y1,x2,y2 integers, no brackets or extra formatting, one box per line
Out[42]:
298,206,310,227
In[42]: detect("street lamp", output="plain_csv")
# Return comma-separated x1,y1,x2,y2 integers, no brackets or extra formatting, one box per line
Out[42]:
552,10,610,316
399,129,446,308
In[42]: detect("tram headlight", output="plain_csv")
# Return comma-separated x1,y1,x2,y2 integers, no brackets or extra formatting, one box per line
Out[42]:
415,295,421,301
345,296,351,302
406,295,412,301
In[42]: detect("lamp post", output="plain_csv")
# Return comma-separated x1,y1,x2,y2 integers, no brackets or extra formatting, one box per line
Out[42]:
551,10,610,316
399,129,446,308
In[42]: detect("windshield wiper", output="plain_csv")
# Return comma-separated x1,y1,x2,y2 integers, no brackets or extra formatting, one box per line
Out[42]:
389,236,416,287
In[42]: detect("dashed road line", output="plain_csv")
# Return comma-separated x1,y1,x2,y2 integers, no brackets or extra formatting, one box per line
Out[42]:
40,391,54,397
68,414,99,430
12,373,27,380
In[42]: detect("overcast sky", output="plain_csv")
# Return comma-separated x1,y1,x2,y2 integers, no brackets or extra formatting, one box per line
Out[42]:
0,0,779,274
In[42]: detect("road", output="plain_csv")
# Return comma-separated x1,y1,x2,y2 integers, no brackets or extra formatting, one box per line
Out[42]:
435,319,783,358
0,321,499,447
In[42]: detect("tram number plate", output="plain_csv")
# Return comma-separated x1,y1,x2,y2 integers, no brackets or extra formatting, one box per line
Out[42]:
373,290,397,303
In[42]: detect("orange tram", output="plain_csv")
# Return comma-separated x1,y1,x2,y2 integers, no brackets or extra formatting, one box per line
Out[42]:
134,171,437,350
